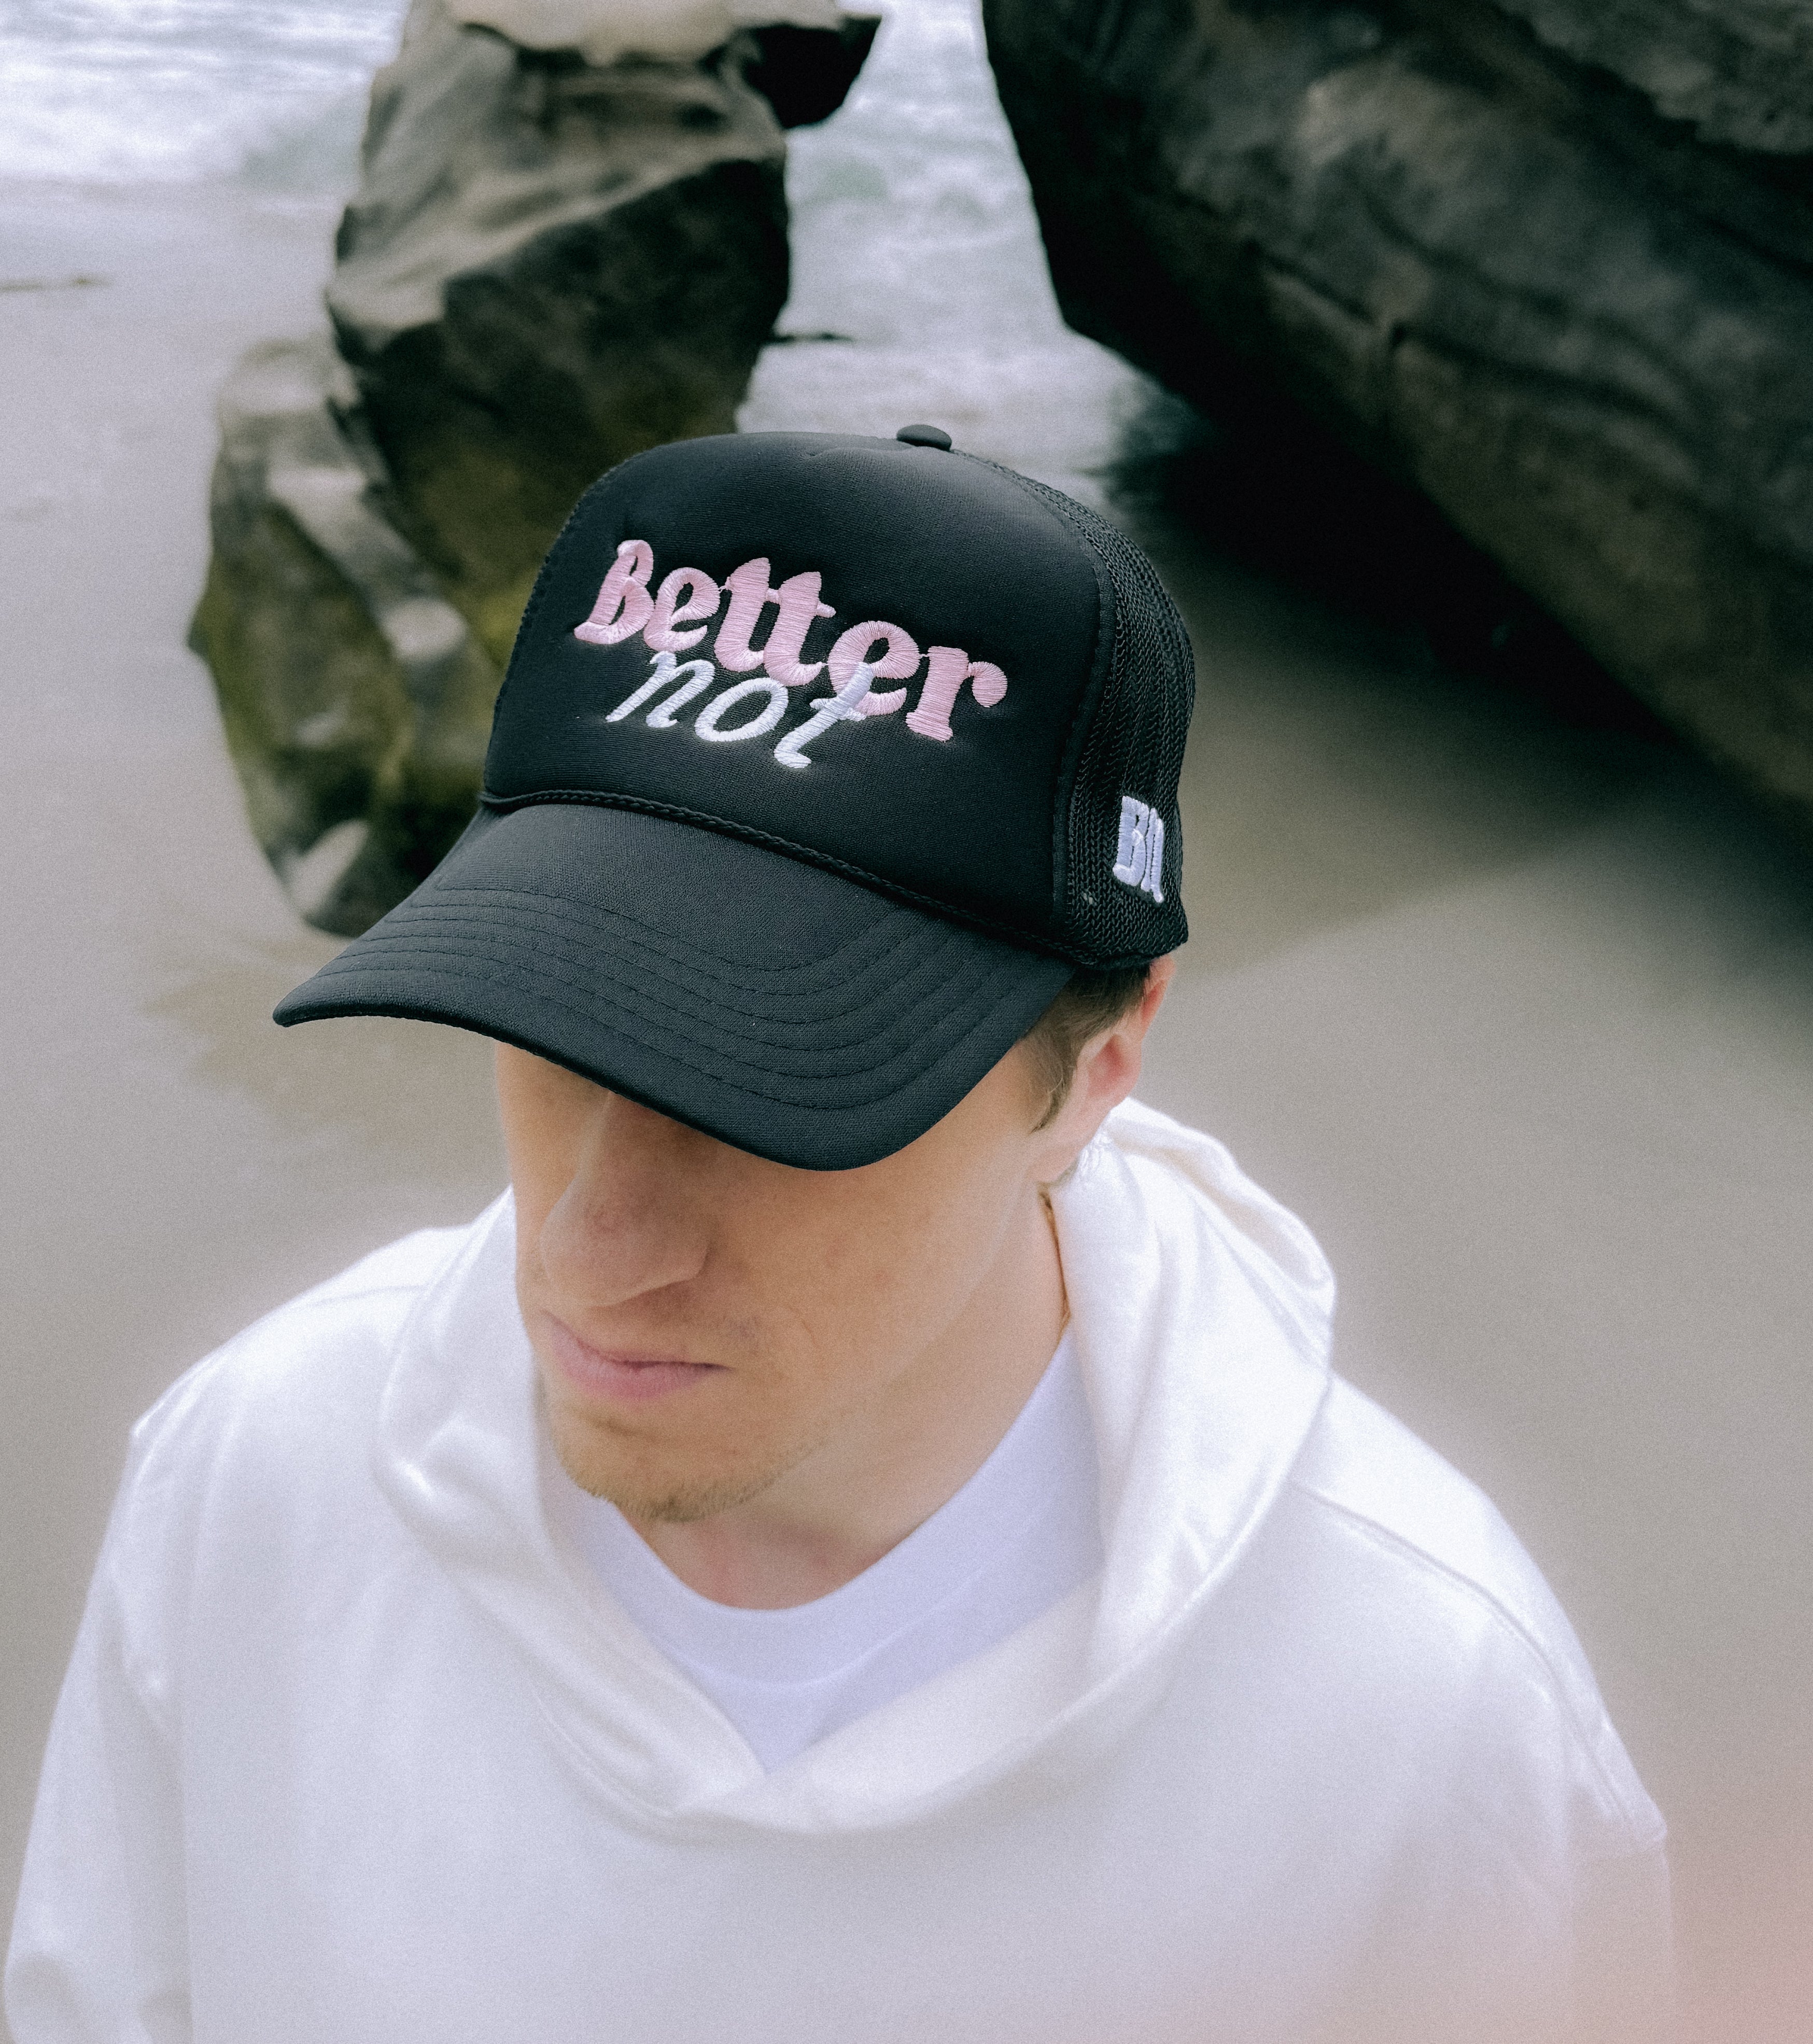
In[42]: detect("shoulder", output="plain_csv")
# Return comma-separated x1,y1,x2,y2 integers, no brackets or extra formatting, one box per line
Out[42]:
123,1202,503,1503
82,1203,507,1720
1275,1377,1663,1854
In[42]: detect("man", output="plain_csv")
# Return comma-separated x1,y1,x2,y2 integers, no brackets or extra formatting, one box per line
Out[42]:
8,429,1670,2041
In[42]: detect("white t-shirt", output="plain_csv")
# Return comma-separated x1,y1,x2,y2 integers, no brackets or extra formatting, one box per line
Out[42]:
558,1330,1103,1770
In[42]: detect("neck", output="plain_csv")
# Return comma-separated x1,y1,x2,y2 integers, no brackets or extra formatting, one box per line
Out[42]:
629,1184,1067,1608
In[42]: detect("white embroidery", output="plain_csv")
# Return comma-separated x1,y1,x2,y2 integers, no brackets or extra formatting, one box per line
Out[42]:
644,660,719,728
774,663,876,770
606,650,695,722
695,677,790,744
607,650,719,727
1112,795,1165,903
607,651,884,769
575,541,1013,749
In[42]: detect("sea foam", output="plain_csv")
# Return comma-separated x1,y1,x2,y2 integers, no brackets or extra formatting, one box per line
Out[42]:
0,0,407,187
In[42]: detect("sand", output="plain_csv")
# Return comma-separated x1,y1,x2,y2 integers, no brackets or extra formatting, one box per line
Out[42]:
0,177,512,1982
3,50,1811,2044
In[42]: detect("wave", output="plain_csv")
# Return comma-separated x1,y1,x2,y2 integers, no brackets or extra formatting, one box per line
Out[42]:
0,0,407,188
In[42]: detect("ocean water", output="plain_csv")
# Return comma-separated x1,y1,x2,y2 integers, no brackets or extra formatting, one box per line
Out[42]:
737,2,1155,492
0,0,1146,472
0,0,1037,224
0,0,1151,487
0,0,407,186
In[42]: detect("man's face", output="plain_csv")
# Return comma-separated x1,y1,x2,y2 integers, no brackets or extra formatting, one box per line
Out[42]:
498,1039,1081,1525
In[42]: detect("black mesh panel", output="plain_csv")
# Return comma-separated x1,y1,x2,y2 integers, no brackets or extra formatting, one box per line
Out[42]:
1009,475,1194,967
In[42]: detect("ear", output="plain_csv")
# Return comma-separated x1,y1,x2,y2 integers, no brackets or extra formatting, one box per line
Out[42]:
1027,956,1177,1182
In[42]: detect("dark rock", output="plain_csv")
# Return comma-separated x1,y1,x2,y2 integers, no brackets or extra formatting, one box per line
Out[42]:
328,0,792,667
745,16,881,128
983,0,1813,836
190,339,501,936
193,0,886,934
1483,0,1813,152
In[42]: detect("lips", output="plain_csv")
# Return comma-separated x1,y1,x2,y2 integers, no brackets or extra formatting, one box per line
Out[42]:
539,1313,725,1407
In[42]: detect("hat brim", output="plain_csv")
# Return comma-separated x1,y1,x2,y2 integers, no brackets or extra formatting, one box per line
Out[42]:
273,804,1074,1171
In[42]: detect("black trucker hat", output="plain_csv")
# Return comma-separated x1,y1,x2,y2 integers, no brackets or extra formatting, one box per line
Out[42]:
275,428,1195,1169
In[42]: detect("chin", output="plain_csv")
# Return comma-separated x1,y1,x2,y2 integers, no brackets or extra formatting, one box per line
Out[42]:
548,1409,793,1526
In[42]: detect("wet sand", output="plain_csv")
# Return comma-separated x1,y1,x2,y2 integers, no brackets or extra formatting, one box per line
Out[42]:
4,22,1812,2040
1141,540,1813,2041
1,178,513,1977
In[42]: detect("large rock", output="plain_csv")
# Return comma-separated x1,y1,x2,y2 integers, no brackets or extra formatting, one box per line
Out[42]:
191,339,502,936
743,16,880,130
1483,0,1813,151
983,0,1813,835
194,1,875,933
327,0,794,666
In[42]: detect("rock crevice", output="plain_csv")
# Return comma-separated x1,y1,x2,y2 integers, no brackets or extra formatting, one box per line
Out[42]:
985,0,1813,833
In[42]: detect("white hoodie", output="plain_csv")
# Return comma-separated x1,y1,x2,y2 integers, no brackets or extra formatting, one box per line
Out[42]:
6,1102,1670,2043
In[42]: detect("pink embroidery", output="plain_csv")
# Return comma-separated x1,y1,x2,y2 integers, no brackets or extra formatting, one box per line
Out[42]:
574,543,1015,759
574,540,654,646
714,558,837,683
828,621,921,717
905,645,1008,740
764,571,838,686
713,558,773,672
644,567,721,652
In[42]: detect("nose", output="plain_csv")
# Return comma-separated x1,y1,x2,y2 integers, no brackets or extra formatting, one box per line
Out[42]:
536,1090,715,1312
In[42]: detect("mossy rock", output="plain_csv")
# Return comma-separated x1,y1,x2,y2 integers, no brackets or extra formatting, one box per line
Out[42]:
191,338,500,936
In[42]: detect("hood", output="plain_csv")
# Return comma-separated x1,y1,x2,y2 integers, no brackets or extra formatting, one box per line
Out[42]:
374,1097,1335,1837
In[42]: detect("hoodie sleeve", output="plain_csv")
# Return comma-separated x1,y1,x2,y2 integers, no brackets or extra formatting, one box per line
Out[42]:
5,1462,192,2044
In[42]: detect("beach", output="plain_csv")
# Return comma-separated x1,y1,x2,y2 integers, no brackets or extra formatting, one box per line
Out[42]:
3,4,1811,2036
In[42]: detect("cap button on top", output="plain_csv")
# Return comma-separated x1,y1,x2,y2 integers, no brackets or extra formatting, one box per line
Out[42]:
896,423,953,450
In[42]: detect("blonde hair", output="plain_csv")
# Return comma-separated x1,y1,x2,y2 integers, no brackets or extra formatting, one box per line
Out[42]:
1022,965,1152,1130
